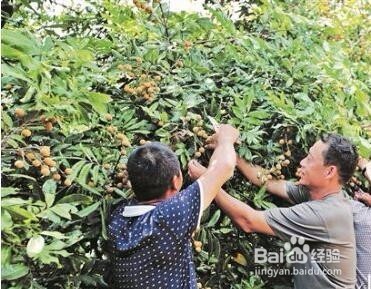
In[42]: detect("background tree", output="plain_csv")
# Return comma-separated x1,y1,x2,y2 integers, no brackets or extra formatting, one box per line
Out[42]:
1,1,370,288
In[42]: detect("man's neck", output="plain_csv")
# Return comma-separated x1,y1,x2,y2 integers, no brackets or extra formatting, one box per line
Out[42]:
138,189,178,205
309,183,342,200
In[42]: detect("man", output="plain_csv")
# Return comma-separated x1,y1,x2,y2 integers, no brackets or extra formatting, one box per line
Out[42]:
352,157,371,289
107,124,239,289
188,133,359,289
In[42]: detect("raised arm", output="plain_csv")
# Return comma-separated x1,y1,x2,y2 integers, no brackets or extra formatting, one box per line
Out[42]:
236,156,291,203
188,161,274,235
196,124,239,210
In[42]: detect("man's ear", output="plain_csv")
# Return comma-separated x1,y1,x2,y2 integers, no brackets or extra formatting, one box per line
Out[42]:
325,165,338,179
170,173,183,191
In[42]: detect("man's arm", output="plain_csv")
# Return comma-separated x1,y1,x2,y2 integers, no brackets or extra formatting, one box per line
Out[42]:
188,160,274,235
358,157,371,182
197,124,239,210
236,156,291,203
215,189,275,235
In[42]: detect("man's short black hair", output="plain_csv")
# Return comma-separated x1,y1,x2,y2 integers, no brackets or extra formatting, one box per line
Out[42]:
127,142,180,202
320,133,358,184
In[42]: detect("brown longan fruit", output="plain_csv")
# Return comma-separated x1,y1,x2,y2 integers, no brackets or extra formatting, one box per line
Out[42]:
64,168,72,175
21,129,32,137
26,152,36,161
52,173,61,181
198,147,205,154
43,157,56,167
15,160,25,168
106,186,114,193
32,160,42,168
117,163,127,170
40,166,50,176
15,108,26,118
64,179,72,186
105,114,113,121
44,122,53,132
193,240,202,248
39,146,51,157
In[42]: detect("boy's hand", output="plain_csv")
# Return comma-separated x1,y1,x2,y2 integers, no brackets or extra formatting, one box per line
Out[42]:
206,124,239,149
188,160,207,180
216,124,239,144
355,191,371,207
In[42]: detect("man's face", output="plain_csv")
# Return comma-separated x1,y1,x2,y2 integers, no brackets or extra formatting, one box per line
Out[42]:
298,140,330,187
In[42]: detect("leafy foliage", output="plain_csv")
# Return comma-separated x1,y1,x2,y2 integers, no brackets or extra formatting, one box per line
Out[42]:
1,1,370,288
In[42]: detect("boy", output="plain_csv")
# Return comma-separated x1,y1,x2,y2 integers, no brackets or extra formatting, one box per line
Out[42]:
107,124,239,288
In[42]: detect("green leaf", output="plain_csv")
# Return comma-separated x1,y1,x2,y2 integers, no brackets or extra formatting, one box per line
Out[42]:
6,206,38,221
77,163,93,185
1,29,40,55
1,246,12,265
56,194,92,205
1,63,32,83
41,231,67,239
50,204,78,220
206,210,221,227
83,92,111,114
45,193,55,208
43,180,57,195
1,263,29,280
42,179,57,207
1,210,13,230
69,160,86,181
1,198,28,207
75,201,101,218
1,187,19,197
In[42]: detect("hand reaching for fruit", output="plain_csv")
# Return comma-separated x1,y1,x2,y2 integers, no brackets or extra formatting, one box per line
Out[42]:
355,190,371,207
188,160,207,181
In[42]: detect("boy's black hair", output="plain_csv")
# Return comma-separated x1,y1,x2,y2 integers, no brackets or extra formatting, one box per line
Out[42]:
127,142,181,201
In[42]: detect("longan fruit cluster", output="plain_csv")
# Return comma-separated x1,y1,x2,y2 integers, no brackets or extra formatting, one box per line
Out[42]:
181,113,213,158
139,139,151,146
123,75,160,101
184,40,192,53
196,282,211,289
14,146,73,186
104,163,131,198
133,0,153,13
193,240,202,253
175,59,184,68
257,138,294,184
105,125,131,147
190,115,210,158
40,115,57,132
278,137,292,157
14,108,31,138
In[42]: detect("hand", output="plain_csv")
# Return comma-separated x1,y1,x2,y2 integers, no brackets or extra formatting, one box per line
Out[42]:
358,157,368,169
206,124,239,149
188,160,207,180
217,124,239,144
358,157,371,181
355,190,371,207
